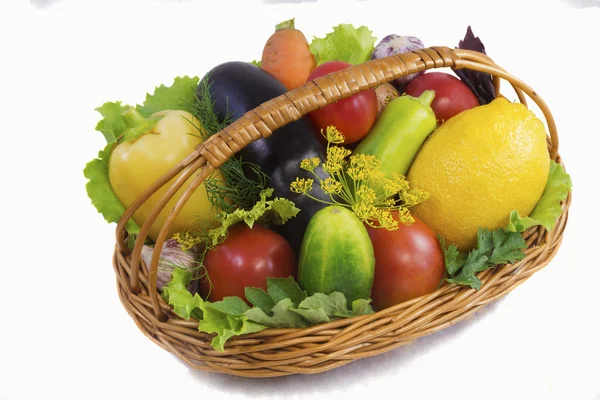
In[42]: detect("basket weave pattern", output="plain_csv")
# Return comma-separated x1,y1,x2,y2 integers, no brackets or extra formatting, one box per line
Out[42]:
113,46,570,378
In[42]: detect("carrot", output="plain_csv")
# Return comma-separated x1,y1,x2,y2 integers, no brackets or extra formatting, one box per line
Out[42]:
260,18,317,91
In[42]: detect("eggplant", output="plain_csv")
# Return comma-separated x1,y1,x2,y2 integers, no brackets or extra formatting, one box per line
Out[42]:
197,61,331,256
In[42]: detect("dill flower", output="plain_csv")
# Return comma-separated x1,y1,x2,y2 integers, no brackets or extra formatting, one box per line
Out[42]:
290,125,429,230
290,177,314,194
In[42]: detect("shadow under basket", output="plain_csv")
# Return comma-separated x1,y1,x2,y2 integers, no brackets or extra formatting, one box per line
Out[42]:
112,46,571,378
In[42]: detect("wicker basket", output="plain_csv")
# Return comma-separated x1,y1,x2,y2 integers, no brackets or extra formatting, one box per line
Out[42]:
112,46,570,378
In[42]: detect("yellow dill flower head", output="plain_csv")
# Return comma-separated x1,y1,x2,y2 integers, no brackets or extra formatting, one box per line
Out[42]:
323,145,351,175
365,168,386,186
347,154,381,181
300,157,321,172
323,126,345,144
376,209,399,230
401,188,430,207
383,173,410,196
172,231,202,251
395,207,416,226
356,185,377,204
326,145,352,164
351,154,381,172
321,177,343,194
290,177,314,194
353,201,378,222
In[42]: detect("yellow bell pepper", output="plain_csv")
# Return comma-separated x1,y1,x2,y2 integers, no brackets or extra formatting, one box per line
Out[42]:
108,108,223,241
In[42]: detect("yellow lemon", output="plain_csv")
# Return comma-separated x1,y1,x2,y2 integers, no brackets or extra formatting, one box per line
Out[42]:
406,97,550,251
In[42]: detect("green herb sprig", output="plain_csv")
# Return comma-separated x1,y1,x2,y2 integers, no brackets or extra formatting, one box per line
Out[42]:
192,75,270,212
439,228,527,290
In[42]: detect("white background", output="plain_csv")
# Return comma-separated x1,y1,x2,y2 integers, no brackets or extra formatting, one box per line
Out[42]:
1,0,599,399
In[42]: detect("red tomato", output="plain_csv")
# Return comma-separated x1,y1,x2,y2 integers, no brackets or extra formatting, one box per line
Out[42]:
366,212,445,310
306,61,378,144
200,224,297,302
404,72,479,125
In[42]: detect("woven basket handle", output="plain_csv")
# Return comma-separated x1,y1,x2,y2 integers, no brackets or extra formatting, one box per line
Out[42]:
116,46,559,321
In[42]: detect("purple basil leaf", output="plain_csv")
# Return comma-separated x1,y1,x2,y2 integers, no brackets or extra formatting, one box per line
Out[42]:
453,26,496,105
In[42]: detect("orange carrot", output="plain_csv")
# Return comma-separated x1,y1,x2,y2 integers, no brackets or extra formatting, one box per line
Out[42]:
260,18,316,91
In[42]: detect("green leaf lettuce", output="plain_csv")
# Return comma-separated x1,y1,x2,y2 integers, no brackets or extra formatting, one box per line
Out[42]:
136,75,200,117
207,188,300,246
162,270,374,351
507,160,572,233
309,24,377,65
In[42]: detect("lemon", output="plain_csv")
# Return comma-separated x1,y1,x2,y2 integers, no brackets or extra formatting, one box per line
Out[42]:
406,97,550,251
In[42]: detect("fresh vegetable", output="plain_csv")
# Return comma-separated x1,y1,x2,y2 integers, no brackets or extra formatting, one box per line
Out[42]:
309,23,377,65
440,227,527,290
366,213,445,310
507,160,572,233
404,72,479,124
375,83,400,117
407,98,550,251
163,270,373,351
107,108,223,241
201,223,297,302
260,18,316,91
370,34,425,87
197,61,331,256
298,205,375,305
306,61,378,144
84,76,201,240
141,239,200,293
354,91,437,177
454,26,496,105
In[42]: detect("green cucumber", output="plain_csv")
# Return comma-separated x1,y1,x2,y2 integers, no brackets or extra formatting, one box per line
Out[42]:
298,205,374,304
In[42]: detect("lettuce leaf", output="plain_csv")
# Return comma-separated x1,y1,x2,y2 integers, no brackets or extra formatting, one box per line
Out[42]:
244,298,309,329
207,188,300,246
84,102,140,235
507,160,572,233
161,268,204,320
136,75,200,117
162,270,374,351
309,24,377,65
83,142,140,235
94,101,128,143
198,297,266,351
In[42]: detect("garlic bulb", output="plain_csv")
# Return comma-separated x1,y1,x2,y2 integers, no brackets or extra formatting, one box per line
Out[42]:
141,239,200,294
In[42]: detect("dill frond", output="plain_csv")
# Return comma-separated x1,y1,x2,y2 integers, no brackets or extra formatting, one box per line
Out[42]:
192,75,270,212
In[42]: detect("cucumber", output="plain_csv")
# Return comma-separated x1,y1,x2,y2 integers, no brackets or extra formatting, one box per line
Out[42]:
298,205,375,304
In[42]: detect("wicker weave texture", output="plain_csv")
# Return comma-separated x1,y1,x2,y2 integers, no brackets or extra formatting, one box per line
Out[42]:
112,46,570,377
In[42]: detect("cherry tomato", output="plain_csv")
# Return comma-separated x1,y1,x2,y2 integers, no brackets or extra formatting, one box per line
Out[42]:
366,212,445,310
200,224,297,303
306,61,378,144
404,72,479,125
